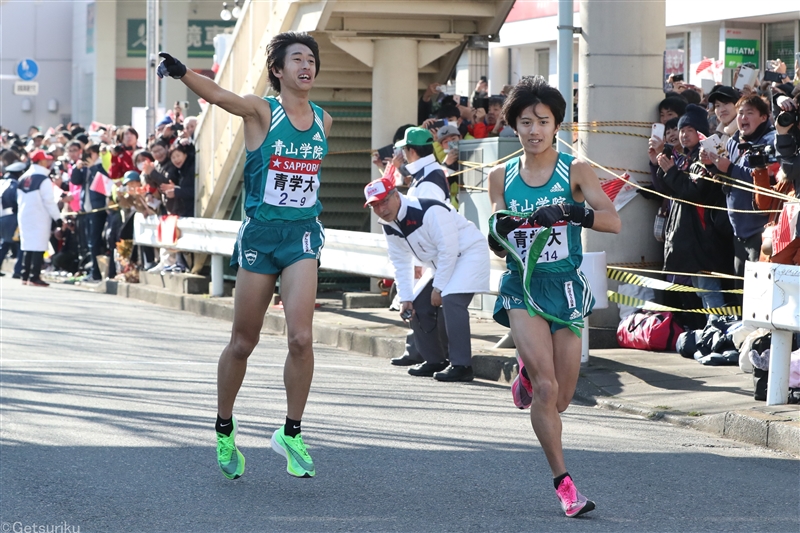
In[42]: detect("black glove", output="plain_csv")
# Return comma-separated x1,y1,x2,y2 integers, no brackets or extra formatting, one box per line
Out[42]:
157,52,187,79
529,203,595,228
488,214,527,252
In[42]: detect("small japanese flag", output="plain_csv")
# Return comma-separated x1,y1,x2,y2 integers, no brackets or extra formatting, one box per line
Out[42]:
90,171,114,197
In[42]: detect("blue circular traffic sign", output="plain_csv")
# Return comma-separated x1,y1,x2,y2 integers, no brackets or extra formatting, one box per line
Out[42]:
17,59,39,81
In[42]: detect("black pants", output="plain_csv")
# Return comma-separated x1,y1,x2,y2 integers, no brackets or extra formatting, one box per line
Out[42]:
84,211,107,280
733,232,762,279
21,251,44,282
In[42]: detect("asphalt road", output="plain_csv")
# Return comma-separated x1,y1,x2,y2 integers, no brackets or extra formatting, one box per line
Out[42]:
1,280,798,533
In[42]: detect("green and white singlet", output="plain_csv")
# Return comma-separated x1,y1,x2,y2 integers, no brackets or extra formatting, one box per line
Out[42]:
243,96,328,222
501,151,584,273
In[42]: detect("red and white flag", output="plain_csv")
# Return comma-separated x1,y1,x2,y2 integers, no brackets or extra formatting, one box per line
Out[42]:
601,172,637,211
90,171,114,197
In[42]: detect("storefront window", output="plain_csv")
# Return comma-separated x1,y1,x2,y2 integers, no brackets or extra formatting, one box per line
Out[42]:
665,34,686,84
766,21,796,78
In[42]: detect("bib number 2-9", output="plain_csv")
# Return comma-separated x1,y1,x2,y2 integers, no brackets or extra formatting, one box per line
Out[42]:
264,155,319,208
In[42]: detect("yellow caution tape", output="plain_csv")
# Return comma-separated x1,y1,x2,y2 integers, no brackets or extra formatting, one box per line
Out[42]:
607,267,743,294
607,290,741,315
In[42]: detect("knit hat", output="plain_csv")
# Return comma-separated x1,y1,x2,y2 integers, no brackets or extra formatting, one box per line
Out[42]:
677,104,710,137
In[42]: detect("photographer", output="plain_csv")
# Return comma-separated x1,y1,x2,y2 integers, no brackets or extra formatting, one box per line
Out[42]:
109,126,139,179
656,104,734,317
700,95,775,277
773,91,800,197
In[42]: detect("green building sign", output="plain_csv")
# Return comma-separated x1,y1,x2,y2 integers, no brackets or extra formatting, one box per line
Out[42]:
127,19,236,58
724,39,760,68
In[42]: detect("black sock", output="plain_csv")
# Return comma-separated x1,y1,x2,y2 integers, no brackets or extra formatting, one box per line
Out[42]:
216,415,233,436
284,417,301,438
554,472,570,489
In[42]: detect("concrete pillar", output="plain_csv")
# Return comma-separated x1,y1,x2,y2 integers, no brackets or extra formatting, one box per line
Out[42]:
488,46,509,95
93,0,117,124
688,24,721,87
370,38,419,232
578,0,665,328
161,0,188,113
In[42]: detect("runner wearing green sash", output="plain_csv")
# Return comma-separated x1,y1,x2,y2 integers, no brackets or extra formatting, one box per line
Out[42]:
159,32,332,481
486,77,620,518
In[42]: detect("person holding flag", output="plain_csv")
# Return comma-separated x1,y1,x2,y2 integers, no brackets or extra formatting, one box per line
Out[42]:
70,144,109,281
158,32,332,481
486,76,620,518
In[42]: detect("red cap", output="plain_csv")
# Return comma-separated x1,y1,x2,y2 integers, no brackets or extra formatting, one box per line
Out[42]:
363,176,396,207
30,150,54,163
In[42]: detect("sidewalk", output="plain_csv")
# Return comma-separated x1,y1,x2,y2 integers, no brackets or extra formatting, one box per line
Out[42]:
91,275,798,456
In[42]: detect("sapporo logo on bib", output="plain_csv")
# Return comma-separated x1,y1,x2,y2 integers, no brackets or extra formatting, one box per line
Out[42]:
504,218,569,265
264,155,320,208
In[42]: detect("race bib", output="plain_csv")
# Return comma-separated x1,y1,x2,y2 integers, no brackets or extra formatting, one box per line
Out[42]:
504,219,569,265
263,155,320,208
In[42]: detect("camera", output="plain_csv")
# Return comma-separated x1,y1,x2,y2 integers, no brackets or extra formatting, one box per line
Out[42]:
113,144,126,155
662,143,674,158
429,119,447,130
740,143,775,168
400,309,413,321
777,110,798,129
763,70,783,83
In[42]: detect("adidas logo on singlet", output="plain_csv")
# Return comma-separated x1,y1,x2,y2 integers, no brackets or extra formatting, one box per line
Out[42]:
312,132,322,142
550,182,565,193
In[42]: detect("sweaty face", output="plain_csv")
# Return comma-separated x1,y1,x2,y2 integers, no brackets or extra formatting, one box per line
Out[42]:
274,43,317,91
515,104,558,155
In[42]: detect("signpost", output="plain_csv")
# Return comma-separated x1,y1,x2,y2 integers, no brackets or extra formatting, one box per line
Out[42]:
13,81,39,95
16,59,39,81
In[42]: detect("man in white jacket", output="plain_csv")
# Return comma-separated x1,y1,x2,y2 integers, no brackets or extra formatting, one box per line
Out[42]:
17,150,62,286
364,177,490,382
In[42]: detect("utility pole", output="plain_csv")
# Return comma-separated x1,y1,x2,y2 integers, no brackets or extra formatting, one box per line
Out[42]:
145,0,159,136
557,0,574,148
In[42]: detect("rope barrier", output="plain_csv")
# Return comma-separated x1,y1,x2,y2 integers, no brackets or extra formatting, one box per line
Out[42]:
608,290,742,315
608,265,744,281
606,267,743,294
554,137,785,214
61,203,120,217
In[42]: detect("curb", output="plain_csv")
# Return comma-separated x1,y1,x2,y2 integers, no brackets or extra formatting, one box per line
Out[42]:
103,280,800,456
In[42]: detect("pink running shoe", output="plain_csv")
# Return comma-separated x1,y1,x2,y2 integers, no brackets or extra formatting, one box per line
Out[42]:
555,475,595,517
511,354,533,409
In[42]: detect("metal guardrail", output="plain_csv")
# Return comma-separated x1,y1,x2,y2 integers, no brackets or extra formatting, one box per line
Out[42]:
742,261,800,406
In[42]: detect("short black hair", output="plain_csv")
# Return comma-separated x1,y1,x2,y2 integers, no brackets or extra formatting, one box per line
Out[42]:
502,76,566,128
393,124,415,144
682,89,701,105
488,95,505,109
664,117,679,131
267,32,320,93
437,105,460,120
75,133,90,145
58,130,73,141
736,95,770,117
84,144,101,157
66,140,82,151
133,149,155,163
658,96,687,116
407,144,434,159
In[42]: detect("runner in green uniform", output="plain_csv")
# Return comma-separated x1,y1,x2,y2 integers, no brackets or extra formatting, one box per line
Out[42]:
158,32,332,480
486,77,620,517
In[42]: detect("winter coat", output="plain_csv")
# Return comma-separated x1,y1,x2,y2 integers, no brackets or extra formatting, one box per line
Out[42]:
658,145,734,273
379,194,490,302
405,154,450,203
723,127,775,238
70,162,108,211
16,165,61,251
165,150,196,217
774,133,800,198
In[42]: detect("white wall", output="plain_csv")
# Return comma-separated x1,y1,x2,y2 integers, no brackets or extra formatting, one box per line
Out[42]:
1,0,74,135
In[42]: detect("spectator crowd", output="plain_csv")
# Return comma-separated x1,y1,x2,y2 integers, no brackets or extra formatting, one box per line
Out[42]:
1,101,198,286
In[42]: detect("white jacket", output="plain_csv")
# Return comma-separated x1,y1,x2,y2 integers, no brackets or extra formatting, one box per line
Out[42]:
17,165,61,251
380,194,490,301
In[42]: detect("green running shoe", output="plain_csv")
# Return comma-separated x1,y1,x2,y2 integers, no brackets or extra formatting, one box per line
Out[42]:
270,426,315,478
216,416,245,480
